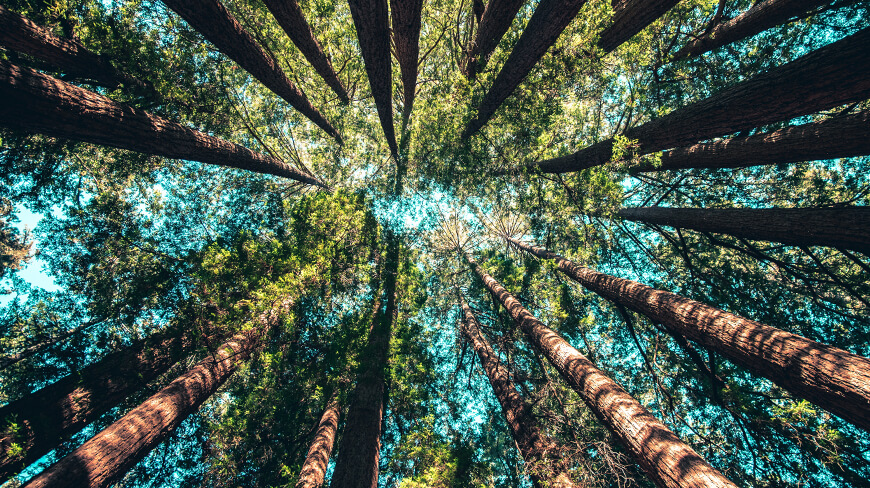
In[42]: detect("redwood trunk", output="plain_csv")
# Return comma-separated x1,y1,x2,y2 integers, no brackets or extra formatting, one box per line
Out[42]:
160,0,341,142
296,393,342,488
0,60,328,188
462,0,588,139
618,206,870,254
530,27,870,173
597,0,680,53
347,0,398,155
460,298,575,488
261,0,349,102
21,331,261,488
462,0,525,79
464,253,737,488
391,0,423,128
507,237,870,432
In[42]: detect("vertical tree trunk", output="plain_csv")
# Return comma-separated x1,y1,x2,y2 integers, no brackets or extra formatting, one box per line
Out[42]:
347,0,398,155
529,26,870,173
462,0,526,80
261,0,349,102
296,392,343,488
390,0,423,129
0,60,328,188
507,237,870,432
160,0,341,143
459,297,575,488
597,0,680,53
463,252,738,488
462,0,588,139
617,206,870,254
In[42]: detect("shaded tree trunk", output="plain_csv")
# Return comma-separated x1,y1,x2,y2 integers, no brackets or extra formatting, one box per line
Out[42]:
160,0,341,142
597,0,681,53
507,237,870,432
529,27,870,173
463,252,738,488
296,392,342,488
261,0,349,103
391,0,423,129
462,0,525,79
462,0,588,139
347,0,398,155
0,60,328,188
618,206,870,254
459,297,575,488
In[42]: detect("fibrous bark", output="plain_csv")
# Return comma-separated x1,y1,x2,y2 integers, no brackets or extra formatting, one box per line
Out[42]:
618,206,870,255
462,0,526,79
507,237,870,433
296,392,342,488
160,0,341,142
0,60,328,188
391,0,423,128
597,0,680,53
464,253,738,488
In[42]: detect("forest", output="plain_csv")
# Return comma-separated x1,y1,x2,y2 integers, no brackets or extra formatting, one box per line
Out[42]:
0,0,869,486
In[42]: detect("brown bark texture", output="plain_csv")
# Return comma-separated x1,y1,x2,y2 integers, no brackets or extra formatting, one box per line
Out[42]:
0,60,328,188
530,26,870,173
391,0,423,127
464,253,738,488
21,330,261,488
462,0,588,139
0,330,190,482
296,393,342,488
618,206,870,255
462,0,526,79
597,0,680,53
160,0,341,142
460,298,575,488
632,110,870,172
261,0,349,102
347,0,398,155
507,237,870,433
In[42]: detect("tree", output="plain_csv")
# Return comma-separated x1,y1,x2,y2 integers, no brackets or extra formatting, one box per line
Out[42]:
391,0,423,128
296,391,343,488
596,0,681,53
461,0,525,79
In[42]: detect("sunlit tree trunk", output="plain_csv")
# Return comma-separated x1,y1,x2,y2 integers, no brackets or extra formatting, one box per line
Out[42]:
596,0,680,53
459,297,575,488
0,60,328,188
296,392,342,488
160,0,341,142
617,206,870,254
507,237,870,432
261,0,349,102
463,252,738,488
391,0,423,129
462,0,525,79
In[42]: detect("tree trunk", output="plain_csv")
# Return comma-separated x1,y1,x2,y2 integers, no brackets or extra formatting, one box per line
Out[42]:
459,297,575,488
463,253,738,488
296,392,342,488
462,0,525,79
160,0,341,143
0,319,102,371
261,0,349,103
21,330,261,488
462,0,588,139
631,110,870,172
347,0,398,155
597,0,681,53
618,206,870,254
0,60,328,188
529,26,870,173
507,237,870,433
391,0,423,129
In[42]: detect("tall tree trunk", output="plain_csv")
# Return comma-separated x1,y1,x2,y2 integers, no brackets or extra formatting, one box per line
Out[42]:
160,0,341,142
462,0,525,80
461,0,588,139
459,297,575,488
463,252,738,488
0,60,329,189
296,392,342,488
391,0,423,130
0,329,192,482
617,206,870,254
597,0,681,53
507,237,870,432
261,0,349,103
631,110,870,172
347,0,398,155
529,27,870,174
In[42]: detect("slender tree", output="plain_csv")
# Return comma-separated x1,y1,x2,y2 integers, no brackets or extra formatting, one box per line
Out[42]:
596,0,681,53
461,0,525,79
160,0,341,142
296,391,343,488
0,60,329,188
462,252,738,488
391,0,423,129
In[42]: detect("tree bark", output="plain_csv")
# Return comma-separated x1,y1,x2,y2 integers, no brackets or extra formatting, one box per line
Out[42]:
462,0,526,80
459,297,575,488
617,206,870,254
296,392,342,488
391,0,423,129
597,0,681,53
347,0,398,155
631,110,870,172
0,60,328,189
463,253,738,488
261,0,349,103
529,26,870,173
506,237,870,433
462,0,588,139
160,0,341,143
21,330,261,488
